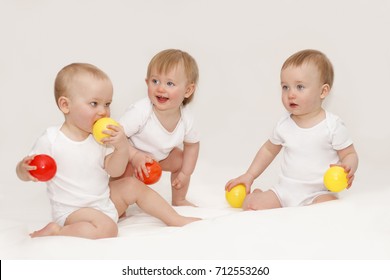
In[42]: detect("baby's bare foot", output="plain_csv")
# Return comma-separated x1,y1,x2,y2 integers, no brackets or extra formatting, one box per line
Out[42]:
171,216,201,227
184,216,201,225
30,222,61,238
172,199,197,207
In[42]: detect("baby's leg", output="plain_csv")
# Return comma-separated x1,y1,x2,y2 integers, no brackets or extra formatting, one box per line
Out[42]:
242,189,282,211
171,184,195,207
139,186,200,226
110,177,200,226
110,163,135,218
30,222,61,238
159,148,194,207
30,208,118,239
110,162,134,182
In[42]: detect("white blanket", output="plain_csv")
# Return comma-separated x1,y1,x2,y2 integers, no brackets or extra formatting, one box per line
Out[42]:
1,162,389,260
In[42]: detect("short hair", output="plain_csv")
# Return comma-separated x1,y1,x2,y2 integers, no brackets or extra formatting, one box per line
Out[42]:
54,63,110,105
281,49,334,88
146,49,199,105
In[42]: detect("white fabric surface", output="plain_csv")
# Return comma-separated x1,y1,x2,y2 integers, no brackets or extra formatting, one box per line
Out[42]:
1,162,389,260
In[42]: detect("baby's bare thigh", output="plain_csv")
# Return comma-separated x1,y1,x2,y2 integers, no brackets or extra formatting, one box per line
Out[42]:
65,207,115,226
159,147,183,172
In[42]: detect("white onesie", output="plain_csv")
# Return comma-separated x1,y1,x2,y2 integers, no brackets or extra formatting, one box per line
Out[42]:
119,97,200,161
30,126,118,226
269,111,353,207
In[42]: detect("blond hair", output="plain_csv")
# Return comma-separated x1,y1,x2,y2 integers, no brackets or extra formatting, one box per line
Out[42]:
281,49,334,88
147,49,199,105
54,63,110,105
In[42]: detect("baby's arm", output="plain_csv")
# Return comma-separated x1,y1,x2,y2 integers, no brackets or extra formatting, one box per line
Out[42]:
335,144,359,188
225,140,282,193
103,124,130,177
16,155,38,182
171,142,199,189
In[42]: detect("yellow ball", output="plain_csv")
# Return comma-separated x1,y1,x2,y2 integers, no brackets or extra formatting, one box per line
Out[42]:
323,166,348,192
92,117,119,144
225,184,247,208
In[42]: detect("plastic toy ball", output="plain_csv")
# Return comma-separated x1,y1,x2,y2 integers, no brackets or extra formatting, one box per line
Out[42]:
225,184,247,208
141,161,162,185
323,166,348,192
29,154,57,182
92,117,119,144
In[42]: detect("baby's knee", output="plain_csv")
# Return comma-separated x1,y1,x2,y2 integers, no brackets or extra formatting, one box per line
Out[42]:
106,226,118,238
242,193,257,210
164,148,184,171
242,190,272,210
97,222,118,239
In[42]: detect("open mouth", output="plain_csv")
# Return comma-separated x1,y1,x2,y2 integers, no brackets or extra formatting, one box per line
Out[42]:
289,102,298,108
156,95,169,103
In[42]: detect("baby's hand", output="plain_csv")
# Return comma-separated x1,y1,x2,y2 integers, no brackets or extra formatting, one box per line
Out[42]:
101,124,128,151
131,152,154,182
225,173,254,194
330,163,355,188
16,155,39,182
172,171,190,190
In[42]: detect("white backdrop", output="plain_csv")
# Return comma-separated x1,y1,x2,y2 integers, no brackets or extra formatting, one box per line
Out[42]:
1,0,390,218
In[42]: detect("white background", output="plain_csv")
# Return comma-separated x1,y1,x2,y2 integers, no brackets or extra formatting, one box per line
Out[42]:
1,0,390,190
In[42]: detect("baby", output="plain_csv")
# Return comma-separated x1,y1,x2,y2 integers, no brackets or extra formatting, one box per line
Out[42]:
226,49,359,210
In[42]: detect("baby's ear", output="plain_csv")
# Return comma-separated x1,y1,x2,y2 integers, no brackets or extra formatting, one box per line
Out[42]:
320,84,331,99
184,83,195,98
58,96,70,114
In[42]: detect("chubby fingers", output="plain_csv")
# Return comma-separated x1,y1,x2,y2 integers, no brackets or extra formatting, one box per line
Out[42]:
134,164,149,182
225,179,237,191
23,156,40,182
101,125,119,138
23,155,37,172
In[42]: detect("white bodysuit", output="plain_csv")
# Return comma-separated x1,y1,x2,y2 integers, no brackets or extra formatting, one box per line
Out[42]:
119,97,200,161
30,126,118,226
269,111,353,207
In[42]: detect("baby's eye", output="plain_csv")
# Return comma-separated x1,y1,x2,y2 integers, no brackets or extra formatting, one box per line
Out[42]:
90,102,98,107
105,102,111,108
297,84,305,90
281,85,289,91
152,79,160,85
166,81,175,87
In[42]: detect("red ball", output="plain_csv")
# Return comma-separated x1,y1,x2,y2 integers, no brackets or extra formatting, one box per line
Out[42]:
29,154,57,182
141,161,162,185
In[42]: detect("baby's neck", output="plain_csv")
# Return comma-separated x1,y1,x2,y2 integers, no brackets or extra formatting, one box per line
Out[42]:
60,122,90,142
291,109,326,128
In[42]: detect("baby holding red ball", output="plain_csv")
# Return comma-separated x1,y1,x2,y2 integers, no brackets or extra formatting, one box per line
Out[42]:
114,49,200,207
16,63,199,239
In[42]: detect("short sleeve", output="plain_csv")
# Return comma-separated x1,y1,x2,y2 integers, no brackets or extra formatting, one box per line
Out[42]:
30,127,58,156
269,114,289,146
328,114,353,150
119,98,151,137
181,105,200,143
